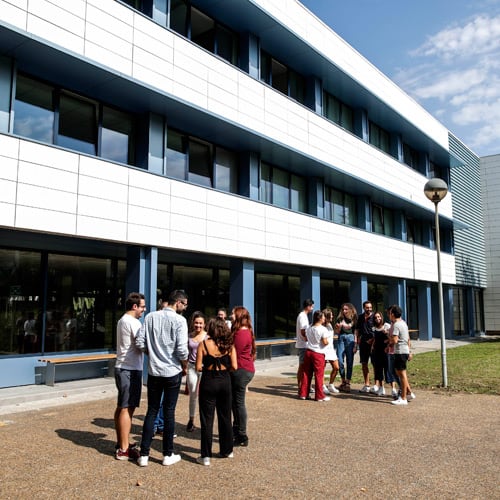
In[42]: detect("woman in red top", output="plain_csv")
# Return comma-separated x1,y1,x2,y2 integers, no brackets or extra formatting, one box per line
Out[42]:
230,306,256,447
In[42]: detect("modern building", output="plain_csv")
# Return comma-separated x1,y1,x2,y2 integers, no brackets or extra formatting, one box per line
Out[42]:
481,153,500,335
0,0,486,388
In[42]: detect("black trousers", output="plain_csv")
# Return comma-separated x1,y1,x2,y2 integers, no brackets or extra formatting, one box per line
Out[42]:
198,370,233,458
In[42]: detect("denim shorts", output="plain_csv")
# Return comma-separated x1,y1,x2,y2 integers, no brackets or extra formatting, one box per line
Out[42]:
115,368,142,408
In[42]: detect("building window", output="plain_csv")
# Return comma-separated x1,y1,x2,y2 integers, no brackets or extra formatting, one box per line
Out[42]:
166,129,238,193
260,52,305,104
170,1,238,65
372,203,395,237
13,73,136,165
406,217,423,245
13,73,54,143
403,143,419,170
323,92,354,132
369,121,390,154
325,186,357,226
259,162,306,212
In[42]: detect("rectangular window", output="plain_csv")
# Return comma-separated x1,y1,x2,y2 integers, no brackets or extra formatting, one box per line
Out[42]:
190,7,215,53
188,139,212,187
214,147,238,193
290,175,306,213
272,168,289,209
403,143,419,170
170,0,188,37
260,51,305,104
407,217,423,245
260,162,272,204
216,25,238,65
323,92,354,132
325,187,357,226
166,129,187,180
101,106,135,165
369,121,390,154
13,73,54,143
372,204,394,237
58,92,97,155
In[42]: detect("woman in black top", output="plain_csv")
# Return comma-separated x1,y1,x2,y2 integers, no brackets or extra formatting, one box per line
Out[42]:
195,317,237,465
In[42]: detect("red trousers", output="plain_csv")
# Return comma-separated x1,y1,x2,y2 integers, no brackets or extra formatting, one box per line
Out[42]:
300,349,326,400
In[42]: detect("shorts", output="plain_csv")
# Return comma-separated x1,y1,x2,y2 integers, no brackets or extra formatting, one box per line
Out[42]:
359,342,372,364
297,347,306,364
393,354,409,372
115,368,142,408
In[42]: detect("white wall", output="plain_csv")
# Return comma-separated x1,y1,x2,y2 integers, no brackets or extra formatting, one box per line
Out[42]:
0,134,456,284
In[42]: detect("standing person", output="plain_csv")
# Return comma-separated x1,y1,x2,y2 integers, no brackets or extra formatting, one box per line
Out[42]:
335,303,357,393
389,305,415,406
295,299,314,390
385,307,400,400
370,311,390,396
322,308,339,395
114,292,146,461
299,310,329,401
196,317,237,465
186,311,208,432
230,306,256,448
136,290,189,467
355,300,375,393
217,307,232,329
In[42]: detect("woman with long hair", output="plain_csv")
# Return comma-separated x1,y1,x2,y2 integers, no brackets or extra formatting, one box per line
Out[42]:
230,306,256,447
196,317,237,465
186,311,208,432
322,308,340,395
370,311,391,396
334,303,358,393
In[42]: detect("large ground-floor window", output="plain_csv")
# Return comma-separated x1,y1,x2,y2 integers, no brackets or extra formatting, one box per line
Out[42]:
0,247,125,356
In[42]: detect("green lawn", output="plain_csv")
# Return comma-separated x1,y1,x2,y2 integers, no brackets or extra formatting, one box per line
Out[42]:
351,339,500,395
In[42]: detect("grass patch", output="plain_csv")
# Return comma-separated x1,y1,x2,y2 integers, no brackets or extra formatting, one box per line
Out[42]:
350,339,500,395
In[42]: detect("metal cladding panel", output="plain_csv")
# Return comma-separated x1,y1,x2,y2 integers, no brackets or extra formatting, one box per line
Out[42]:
449,133,487,288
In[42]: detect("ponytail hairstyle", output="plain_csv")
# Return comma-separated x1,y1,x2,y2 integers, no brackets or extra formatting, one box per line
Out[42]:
231,306,256,359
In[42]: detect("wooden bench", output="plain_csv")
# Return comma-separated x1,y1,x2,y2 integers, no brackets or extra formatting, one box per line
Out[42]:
38,353,117,386
255,339,296,360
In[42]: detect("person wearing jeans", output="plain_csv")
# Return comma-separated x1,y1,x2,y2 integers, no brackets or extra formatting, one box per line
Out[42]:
230,306,256,447
334,303,358,392
135,290,189,467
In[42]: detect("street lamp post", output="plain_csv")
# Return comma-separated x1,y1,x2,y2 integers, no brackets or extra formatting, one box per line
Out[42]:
424,178,449,388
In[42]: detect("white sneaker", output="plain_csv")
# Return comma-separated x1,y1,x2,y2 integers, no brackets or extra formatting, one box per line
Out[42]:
377,386,386,396
137,455,149,467
328,384,339,394
196,456,210,466
408,392,416,400
391,397,408,406
359,385,371,393
370,385,379,394
162,454,181,466
318,396,331,402
322,384,330,395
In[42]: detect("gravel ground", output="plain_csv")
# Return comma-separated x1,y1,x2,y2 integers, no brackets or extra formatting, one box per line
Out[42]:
1,374,499,500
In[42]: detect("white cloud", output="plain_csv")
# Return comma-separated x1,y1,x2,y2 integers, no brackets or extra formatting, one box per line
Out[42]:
412,15,500,59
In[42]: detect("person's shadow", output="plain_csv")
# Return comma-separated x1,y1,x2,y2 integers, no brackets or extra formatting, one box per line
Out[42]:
55,429,114,457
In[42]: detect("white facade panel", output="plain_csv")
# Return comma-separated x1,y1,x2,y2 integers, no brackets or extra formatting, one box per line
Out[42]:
19,141,79,173
16,205,76,234
77,194,128,223
0,201,15,226
79,156,128,185
0,0,28,31
0,178,16,204
77,214,126,240
78,175,128,204
16,183,77,213
17,161,78,192
0,156,18,181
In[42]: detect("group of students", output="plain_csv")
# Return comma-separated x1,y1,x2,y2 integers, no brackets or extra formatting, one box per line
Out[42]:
113,290,256,468
297,299,414,405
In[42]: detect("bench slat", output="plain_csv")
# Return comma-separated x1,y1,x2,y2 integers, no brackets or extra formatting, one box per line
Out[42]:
39,354,116,364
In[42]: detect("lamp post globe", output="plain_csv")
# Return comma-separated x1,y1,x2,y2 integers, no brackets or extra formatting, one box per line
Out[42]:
424,178,448,204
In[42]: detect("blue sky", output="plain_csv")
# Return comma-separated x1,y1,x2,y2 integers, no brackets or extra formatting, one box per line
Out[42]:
300,0,500,157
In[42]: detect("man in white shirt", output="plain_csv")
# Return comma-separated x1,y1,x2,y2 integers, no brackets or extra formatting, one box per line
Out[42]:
114,292,146,460
296,299,314,389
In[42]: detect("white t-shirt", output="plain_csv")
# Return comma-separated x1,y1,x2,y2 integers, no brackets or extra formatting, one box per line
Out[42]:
305,324,328,353
116,313,143,371
322,324,338,361
295,311,309,349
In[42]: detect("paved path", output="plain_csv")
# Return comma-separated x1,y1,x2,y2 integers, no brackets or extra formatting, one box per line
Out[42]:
1,337,499,499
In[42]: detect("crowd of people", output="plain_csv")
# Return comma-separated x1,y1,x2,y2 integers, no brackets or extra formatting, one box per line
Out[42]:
113,290,255,467
297,299,415,406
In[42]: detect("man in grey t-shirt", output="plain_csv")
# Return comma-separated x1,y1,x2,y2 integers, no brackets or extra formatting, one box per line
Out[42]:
389,305,413,406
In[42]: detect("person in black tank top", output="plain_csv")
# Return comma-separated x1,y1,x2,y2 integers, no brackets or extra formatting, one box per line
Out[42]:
195,318,237,465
